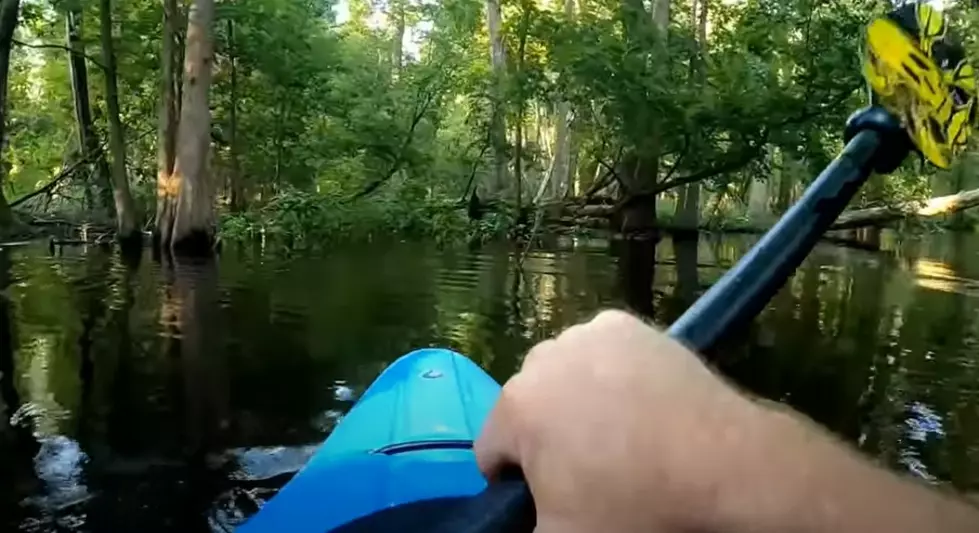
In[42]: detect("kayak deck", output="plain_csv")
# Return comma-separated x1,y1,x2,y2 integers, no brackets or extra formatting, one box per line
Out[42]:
239,349,501,533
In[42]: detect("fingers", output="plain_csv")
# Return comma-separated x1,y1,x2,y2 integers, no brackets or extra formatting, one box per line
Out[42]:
474,390,521,481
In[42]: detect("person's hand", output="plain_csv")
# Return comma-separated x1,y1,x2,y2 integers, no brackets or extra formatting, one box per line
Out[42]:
474,310,979,533
475,309,765,532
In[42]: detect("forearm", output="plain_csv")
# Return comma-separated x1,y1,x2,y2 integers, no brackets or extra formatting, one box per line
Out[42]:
716,405,979,533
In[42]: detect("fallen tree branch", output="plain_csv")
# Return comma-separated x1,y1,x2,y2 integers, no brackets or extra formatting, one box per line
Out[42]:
9,156,92,208
831,188,979,229
13,39,107,71
349,81,440,201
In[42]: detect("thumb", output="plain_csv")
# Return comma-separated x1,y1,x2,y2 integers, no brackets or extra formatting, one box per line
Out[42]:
473,393,521,482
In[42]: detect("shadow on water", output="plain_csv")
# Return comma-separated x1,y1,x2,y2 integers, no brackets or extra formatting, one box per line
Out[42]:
2,232,979,531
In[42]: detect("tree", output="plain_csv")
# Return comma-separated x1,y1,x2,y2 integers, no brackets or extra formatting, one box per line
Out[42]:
99,0,140,245
674,0,707,230
156,0,181,247
65,0,112,212
485,0,507,199
163,0,216,253
0,0,18,233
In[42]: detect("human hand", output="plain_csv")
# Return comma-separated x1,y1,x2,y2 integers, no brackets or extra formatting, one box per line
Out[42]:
474,310,766,532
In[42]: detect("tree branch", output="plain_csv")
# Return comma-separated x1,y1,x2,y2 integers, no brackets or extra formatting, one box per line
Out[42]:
10,157,92,208
13,39,108,71
653,139,765,195
348,82,441,201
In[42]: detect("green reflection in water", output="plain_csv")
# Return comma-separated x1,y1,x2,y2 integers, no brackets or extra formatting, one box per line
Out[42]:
0,232,979,531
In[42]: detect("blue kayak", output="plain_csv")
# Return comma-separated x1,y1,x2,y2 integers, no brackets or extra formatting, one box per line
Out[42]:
238,348,502,533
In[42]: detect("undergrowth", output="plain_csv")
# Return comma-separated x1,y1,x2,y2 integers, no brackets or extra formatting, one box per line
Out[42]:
218,189,512,249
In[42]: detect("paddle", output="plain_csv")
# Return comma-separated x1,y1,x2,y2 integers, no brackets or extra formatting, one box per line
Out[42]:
332,4,977,532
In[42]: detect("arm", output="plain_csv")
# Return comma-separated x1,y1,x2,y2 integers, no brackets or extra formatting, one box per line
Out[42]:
475,310,979,533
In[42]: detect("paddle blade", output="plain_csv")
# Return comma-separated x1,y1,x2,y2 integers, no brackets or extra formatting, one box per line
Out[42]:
863,3,976,169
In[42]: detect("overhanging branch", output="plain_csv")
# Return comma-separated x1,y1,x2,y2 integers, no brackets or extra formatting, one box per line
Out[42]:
13,39,108,71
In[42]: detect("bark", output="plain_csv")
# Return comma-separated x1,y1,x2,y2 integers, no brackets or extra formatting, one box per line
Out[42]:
227,18,242,211
99,0,140,246
485,0,507,198
67,4,112,212
0,0,17,233
169,0,216,253
156,0,181,246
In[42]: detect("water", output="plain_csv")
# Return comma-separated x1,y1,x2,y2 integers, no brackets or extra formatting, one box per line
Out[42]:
2,232,979,531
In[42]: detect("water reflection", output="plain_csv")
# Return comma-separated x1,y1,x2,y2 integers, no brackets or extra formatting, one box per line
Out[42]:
2,233,979,530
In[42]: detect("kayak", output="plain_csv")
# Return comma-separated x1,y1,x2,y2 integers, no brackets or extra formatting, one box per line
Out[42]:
238,348,501,533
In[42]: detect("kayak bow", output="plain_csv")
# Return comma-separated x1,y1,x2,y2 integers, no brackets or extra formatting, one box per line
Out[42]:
239,349,501,533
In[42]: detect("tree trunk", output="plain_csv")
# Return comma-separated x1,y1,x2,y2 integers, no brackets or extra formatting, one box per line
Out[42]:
99,0,140,246
614,0,667,235
485,0,507,198
831,187,979,230
169,0,216,253
391,0,405,74
549,0,575,199
156,0,181,247
0,0,17,234
747,177,769,220
67,4,112,213
674,0,703,230
227,18,242,212
514,7,530,210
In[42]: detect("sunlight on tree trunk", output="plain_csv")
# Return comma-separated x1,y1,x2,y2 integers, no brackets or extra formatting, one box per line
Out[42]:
0,0,17,234
99,0,140,246
67,4,112,213
156,0,181,247
485,0,508,199
169,0,216,253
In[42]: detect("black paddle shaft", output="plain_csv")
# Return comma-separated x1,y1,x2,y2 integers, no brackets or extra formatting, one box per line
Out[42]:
333,106,910,533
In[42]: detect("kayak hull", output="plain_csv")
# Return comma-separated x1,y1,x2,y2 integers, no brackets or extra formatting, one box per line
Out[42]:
239,349,501,533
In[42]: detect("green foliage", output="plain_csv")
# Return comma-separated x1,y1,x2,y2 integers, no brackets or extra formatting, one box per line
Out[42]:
218,188,508,249
4,0,979,242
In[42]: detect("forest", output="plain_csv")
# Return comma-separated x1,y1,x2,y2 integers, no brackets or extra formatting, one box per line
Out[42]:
0,0,977,252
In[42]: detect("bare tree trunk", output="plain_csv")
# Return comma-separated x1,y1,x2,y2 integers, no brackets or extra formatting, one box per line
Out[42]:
169,0,216,253
227,18,242,212
549,0,575,200
485,0,507,198
0,0,19,233
514,7,530,210
155,0,181,247
391,0,405,73
99,0,140,246
67,4,112,213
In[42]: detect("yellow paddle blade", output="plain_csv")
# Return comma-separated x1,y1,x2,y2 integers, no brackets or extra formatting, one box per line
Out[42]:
863,4,977,169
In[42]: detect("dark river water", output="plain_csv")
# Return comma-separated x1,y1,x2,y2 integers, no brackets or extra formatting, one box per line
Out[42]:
2,232,979,531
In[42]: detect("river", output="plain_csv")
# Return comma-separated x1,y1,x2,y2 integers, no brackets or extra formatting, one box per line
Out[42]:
2,232,979,531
